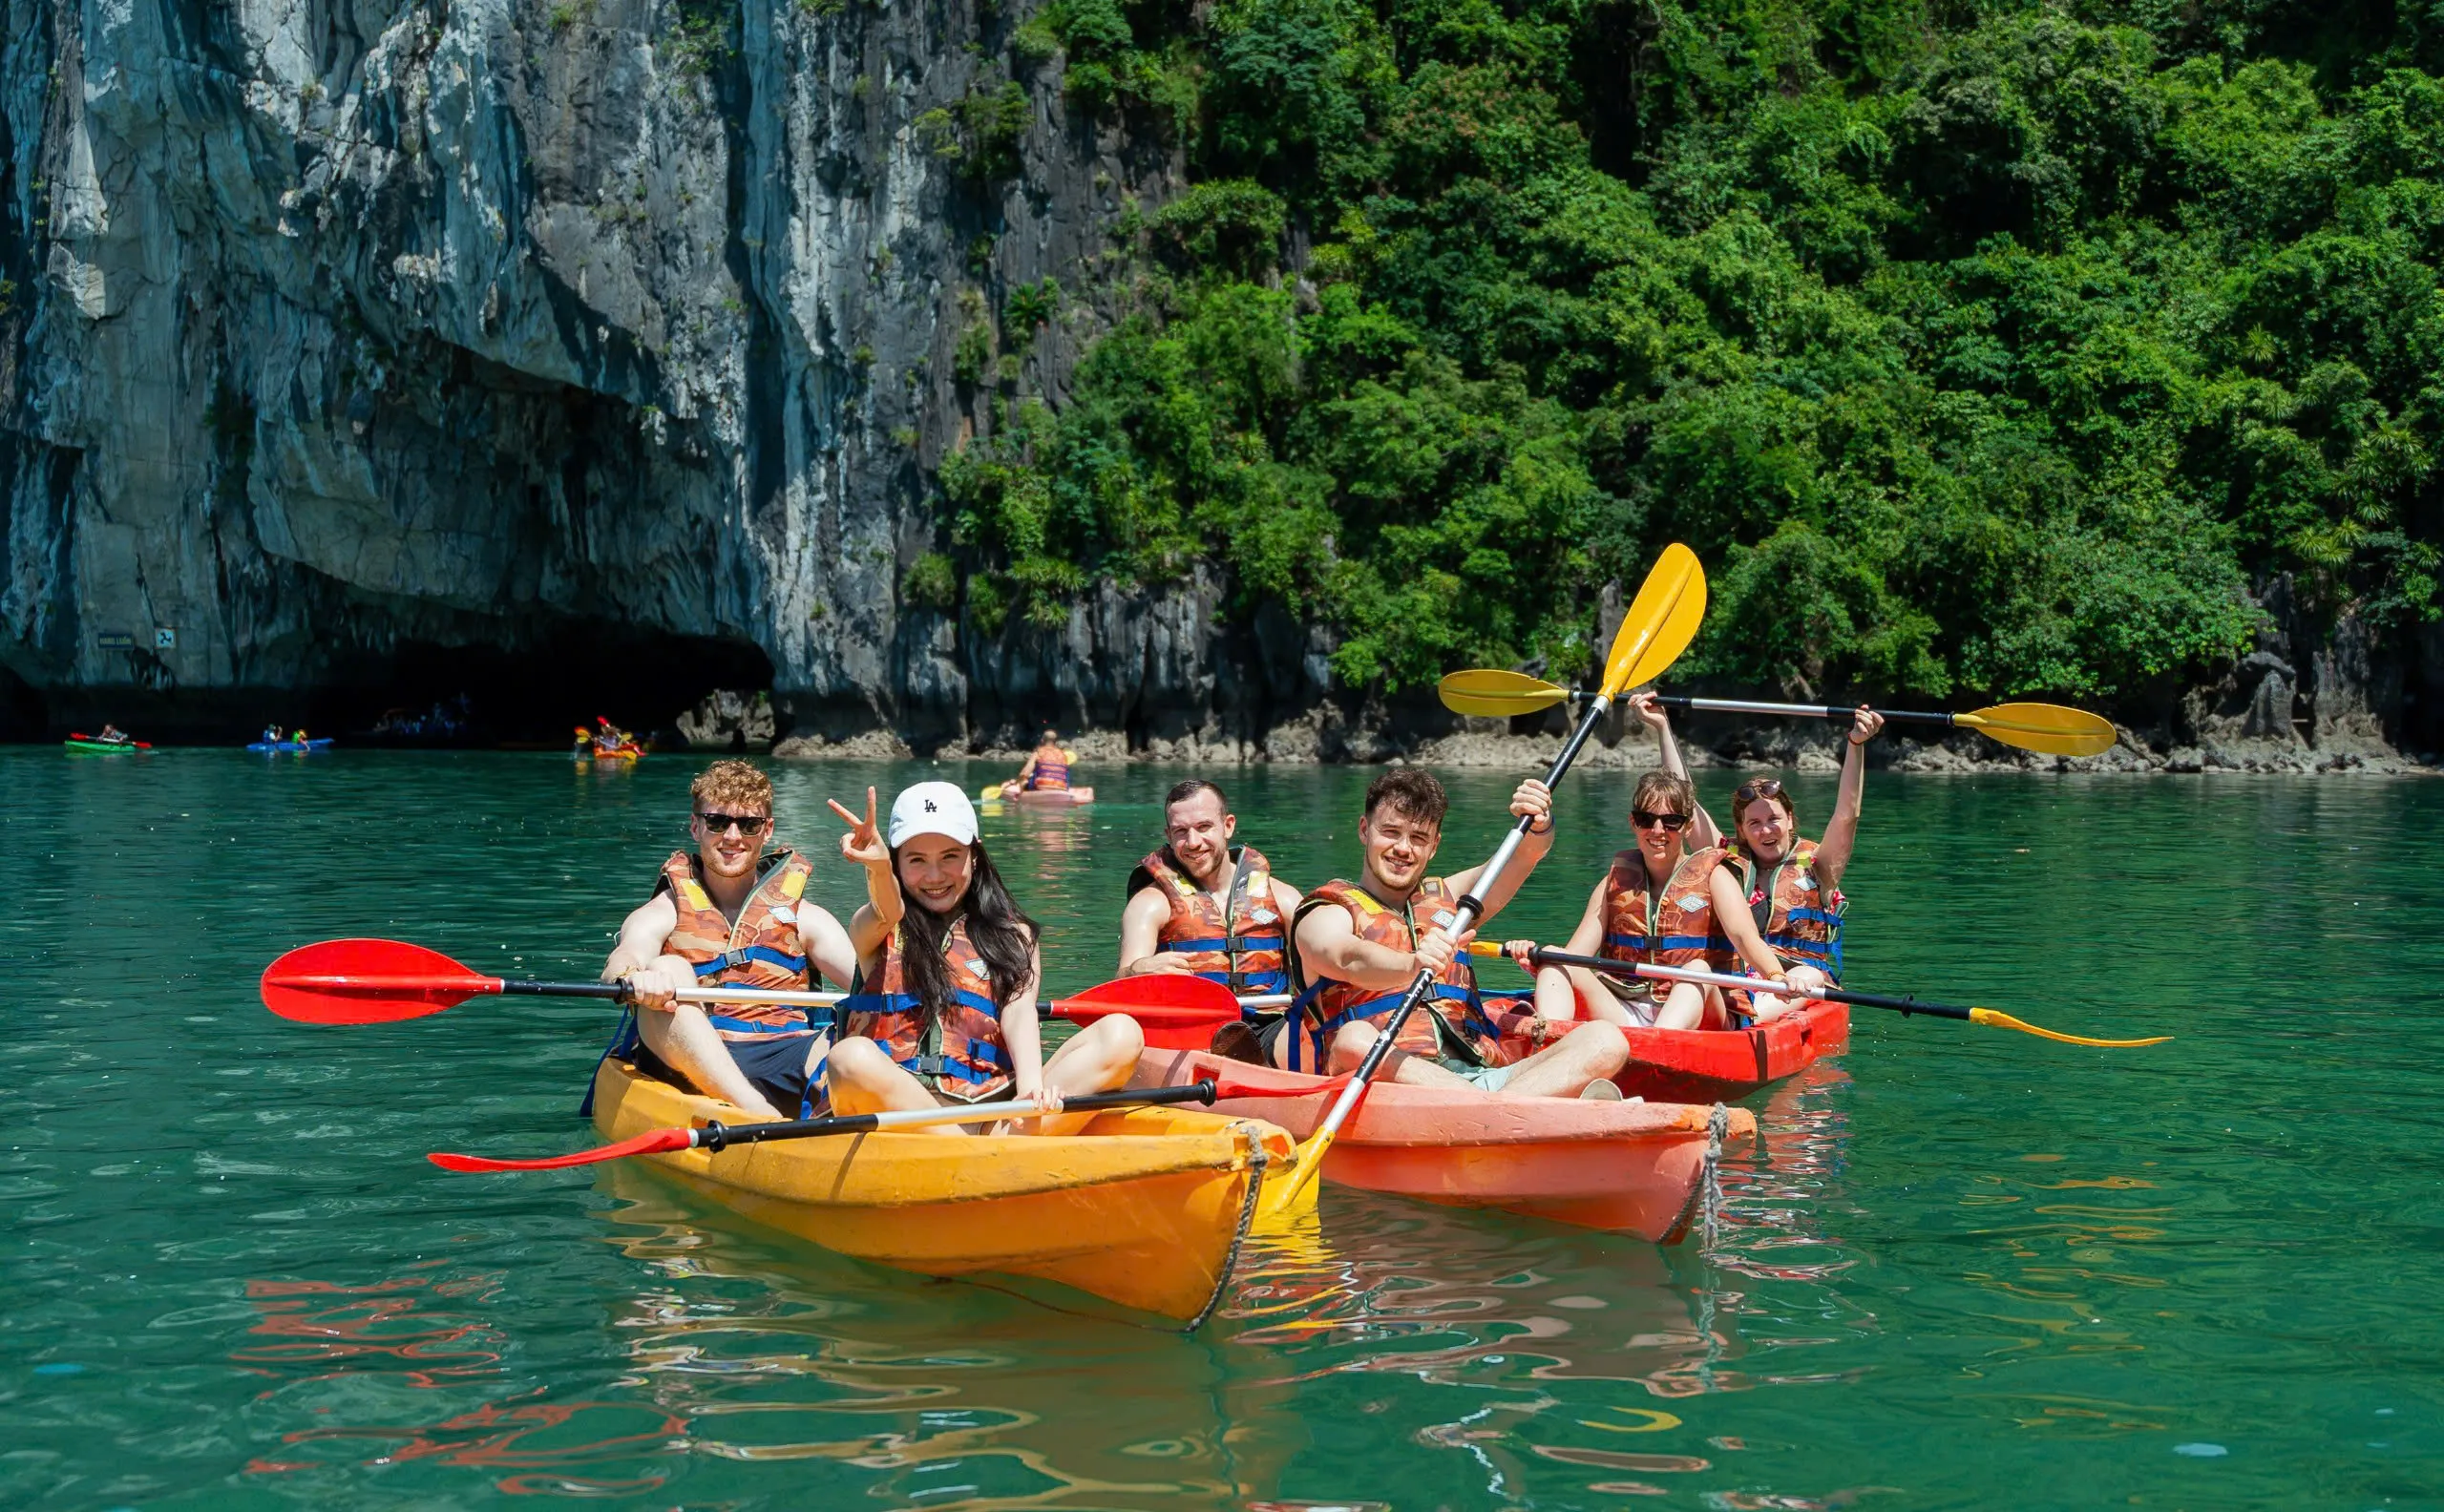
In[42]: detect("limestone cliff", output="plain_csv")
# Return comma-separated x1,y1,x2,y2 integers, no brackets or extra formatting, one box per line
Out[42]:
0,0,1255,740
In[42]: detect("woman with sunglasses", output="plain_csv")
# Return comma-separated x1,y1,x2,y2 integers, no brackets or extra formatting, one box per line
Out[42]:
1700,704,1886,1024
823,782,1143,1134
1501,692,1727,1032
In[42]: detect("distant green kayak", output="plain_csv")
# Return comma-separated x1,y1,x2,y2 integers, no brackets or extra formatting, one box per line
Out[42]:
64,733,148,753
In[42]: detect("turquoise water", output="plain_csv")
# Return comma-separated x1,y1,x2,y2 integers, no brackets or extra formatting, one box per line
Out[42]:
6,749,2439,1509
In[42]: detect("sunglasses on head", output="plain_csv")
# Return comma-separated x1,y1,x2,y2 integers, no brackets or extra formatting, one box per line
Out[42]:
696,810,770,837
1631,809,1691,831
1734,778,1785,805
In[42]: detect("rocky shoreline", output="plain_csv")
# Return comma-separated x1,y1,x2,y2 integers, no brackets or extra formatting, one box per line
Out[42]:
767,717,2435,776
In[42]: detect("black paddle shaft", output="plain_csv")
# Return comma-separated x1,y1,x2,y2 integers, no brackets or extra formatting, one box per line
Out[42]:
688,1079,1221,1152
1652,695,1955,727
496,978,631,1001
1527,946,1975,1023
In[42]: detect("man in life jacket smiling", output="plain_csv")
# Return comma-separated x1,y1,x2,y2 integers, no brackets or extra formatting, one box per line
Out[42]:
1279,768,1631,1097
1117,779,1303,1006
600,761,857,1121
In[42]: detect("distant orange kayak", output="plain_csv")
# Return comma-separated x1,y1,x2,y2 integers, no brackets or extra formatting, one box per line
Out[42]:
1132,1048,1753,1241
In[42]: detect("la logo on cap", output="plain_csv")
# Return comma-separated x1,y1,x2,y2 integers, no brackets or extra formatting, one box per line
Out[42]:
925,800,938,811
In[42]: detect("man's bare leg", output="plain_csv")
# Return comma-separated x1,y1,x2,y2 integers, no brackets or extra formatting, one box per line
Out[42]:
634,1004,783,1119
1490,1021,1630,1099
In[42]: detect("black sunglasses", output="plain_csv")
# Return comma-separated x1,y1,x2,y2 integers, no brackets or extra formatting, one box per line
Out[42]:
1734,778,1785,804
1631,809,1691,831
696,810,770,836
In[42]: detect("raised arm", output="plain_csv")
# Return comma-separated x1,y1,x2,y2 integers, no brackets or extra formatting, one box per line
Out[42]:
1811,706,1884,889
828,788,901,960
1626,690,1721,850
1444,779,1555,927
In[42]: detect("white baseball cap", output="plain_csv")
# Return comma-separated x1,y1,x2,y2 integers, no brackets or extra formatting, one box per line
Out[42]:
888,781,979,848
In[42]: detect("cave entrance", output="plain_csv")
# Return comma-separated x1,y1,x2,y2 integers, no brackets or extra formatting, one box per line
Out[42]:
311,626,775,746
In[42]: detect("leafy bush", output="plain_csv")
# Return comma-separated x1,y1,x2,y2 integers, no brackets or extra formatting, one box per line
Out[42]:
918,0,2444,706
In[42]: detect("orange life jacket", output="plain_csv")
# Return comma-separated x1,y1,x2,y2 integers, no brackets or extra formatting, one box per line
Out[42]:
658,850,822,1040
1599,847,1720,983
1705,838,1844,978
1130,845,1289,998
839,915,1012,1102
1024,746,1071,791
1286,878,1503,1073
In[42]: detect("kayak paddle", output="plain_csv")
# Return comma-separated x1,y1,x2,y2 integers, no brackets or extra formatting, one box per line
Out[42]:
68,731,152,749
258,938,841,1025
1483,944,2169,1047
261,938,1254,1028
1264,543,1708,1217
431,1079,1224,1172
1435,670,2117,758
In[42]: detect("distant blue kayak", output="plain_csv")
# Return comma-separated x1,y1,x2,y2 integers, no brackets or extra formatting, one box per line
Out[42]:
246,739,334,753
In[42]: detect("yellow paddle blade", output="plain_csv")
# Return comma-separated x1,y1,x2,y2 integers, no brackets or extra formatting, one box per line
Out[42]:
1603,543,1707,697
1254,1132,1331,1227
1437,669,1573,718
1968,1007,2171,1048
1956,703,2119,758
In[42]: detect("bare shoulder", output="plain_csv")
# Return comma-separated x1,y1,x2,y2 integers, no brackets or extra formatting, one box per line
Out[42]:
622,891,678,937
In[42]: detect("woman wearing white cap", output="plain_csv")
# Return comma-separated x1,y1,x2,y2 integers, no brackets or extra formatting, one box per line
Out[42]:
822,781,1144,1132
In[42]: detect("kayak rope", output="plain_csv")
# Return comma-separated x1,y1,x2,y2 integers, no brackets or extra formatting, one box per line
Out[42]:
1699,1102,1728,1253
1182,1120,1271,1334
1695,1102,1731,1396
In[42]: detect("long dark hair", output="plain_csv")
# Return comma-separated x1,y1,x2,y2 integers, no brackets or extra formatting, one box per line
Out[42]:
892,838,1040,1023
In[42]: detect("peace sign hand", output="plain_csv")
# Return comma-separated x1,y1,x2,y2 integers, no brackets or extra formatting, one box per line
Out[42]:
828,788,889,868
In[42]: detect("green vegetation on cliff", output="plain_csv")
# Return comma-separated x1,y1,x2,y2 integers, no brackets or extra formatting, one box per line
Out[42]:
938,0,2444,704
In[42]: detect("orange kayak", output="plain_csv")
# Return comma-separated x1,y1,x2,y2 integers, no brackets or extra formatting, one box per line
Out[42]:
1611,998,1849,1103
1131,1049,1753,1241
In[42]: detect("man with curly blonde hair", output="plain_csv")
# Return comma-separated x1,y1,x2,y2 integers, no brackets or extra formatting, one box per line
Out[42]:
600,761,856,1119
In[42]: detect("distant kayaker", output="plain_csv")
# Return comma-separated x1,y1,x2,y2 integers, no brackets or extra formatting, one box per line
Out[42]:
1118,778,1303,1008
98,724,129,745
1501,691,1726,1029
827,781,1142,1133
1280,768,1631,1097
1695,704,1886,1026
600,760,858,1122
1001,728,1075,798
263,724,281,744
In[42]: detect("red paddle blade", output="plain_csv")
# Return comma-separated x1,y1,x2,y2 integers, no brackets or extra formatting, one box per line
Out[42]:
1061,975,1244,1014
260,938,503,1024
1049,976,1242,1050
430,1125,694,1173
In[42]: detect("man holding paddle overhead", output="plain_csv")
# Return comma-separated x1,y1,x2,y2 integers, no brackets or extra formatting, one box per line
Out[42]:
1117,779,1302,1005
601,761,857,1122
1277,768,1632,1097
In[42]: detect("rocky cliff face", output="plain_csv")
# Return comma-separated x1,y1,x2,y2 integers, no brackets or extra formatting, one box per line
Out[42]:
0,0,1254,739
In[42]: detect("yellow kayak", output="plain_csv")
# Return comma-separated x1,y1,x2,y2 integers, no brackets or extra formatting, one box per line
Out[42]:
588,1059,1296,1322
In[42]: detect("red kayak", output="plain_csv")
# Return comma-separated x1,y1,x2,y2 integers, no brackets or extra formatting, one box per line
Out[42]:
1133,1048,1753,1241
1609,998,1848,1103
